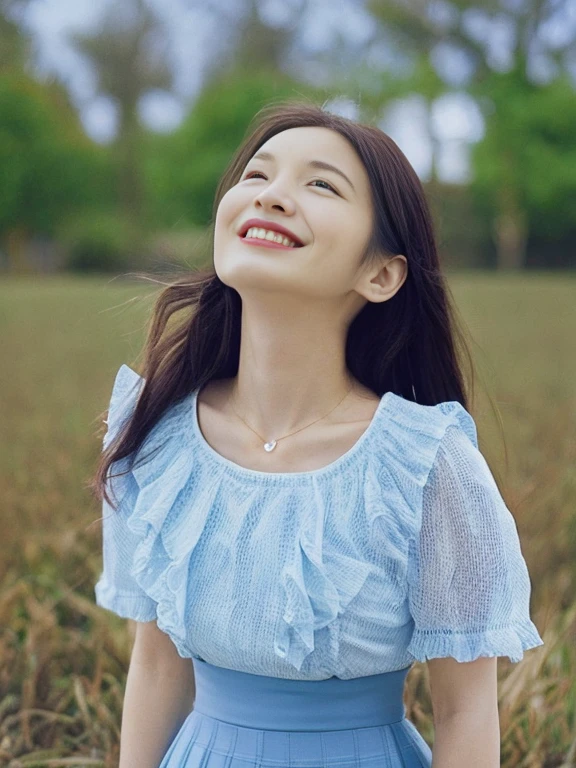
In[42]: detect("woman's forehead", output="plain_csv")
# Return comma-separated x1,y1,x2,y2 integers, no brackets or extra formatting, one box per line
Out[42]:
256,125,353,157
250,126,367,191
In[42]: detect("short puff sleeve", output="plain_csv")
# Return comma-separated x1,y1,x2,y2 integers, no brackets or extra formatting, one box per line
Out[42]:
406,420,544,664
94,364,158,622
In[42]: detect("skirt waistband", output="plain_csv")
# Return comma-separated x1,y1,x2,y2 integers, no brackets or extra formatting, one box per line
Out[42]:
191,659,411,731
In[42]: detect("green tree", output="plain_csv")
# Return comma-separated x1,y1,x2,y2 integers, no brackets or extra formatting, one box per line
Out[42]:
68,0,175,252
366,0,576,269
0,73,114,272
188,0,300,81
0,0,32,73
471,71,576,250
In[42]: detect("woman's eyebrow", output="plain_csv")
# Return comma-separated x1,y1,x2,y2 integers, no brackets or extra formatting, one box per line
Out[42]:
251,150,356,192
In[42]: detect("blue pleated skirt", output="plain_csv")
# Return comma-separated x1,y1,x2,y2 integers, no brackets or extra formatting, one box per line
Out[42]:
158,658,432,767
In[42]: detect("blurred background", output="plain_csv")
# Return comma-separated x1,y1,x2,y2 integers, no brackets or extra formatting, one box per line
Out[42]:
2,0,576,273
0,0,574,765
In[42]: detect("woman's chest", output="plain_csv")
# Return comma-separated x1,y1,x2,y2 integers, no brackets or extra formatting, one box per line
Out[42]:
175,490,411,674
196,383,381,474
180,486,410,619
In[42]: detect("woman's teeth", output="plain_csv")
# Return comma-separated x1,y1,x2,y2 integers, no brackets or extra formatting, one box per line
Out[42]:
244,227,298,247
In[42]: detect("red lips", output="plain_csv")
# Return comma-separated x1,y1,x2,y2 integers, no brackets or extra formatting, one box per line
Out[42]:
238,218,304,247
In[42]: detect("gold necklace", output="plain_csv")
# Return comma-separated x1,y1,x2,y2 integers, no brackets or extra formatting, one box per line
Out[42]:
230,383,355,452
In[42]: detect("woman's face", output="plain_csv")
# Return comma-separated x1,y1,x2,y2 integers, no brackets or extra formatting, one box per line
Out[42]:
214,126,390,303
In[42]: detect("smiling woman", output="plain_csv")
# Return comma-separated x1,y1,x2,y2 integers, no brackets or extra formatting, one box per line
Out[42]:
91,100,543,768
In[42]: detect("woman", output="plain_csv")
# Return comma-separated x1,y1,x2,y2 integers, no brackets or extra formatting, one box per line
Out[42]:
93,101,544,768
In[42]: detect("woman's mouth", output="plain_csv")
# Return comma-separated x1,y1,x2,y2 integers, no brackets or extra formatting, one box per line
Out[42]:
240,236,299,250
239,227,302,250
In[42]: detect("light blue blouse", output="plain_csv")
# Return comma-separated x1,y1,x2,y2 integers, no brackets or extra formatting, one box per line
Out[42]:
94,364,544,680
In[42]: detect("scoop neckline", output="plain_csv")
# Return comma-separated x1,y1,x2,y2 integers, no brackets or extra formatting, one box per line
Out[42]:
188,385,393,482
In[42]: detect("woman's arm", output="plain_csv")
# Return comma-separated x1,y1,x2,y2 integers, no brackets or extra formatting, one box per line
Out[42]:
118,620,196,768
428,656,500,768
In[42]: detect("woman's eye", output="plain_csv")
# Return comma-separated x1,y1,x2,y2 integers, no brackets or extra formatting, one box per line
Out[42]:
242,172,338,194
310,179,337,193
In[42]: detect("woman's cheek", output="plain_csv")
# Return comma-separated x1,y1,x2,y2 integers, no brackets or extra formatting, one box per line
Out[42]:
218,184,247,215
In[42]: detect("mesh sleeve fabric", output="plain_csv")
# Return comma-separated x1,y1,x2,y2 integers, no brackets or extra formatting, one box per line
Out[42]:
94,366,158,622
94,471,158,622
406,423,544,664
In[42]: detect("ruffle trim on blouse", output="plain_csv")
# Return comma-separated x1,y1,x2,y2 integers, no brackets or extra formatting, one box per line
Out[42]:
406,618,545,664
102,363,145,450
275,477,375,671
94,578,158,623
104,363,211,657
364,393,479,536
273,395,480,673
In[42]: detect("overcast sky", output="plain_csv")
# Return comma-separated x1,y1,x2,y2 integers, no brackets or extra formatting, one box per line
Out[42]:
18,0,501,183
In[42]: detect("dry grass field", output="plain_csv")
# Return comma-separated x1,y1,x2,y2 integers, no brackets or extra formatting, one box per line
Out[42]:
0,272,574,767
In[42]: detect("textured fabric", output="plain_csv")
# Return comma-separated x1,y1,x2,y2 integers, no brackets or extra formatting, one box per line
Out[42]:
94,363,544,680
157,659,432,767
159,712,431,768
406,425,543,663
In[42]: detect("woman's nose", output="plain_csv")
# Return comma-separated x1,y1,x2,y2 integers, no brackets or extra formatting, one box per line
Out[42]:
254,183,296,214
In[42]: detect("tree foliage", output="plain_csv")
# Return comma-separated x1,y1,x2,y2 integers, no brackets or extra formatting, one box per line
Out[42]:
68,0,175,244
471,71,576,237
0,74,113,236
366,0,576,267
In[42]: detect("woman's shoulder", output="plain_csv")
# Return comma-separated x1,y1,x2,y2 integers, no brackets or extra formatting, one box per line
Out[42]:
110,362,143,395
103,362,196,459
362,390,480,529
103,364,145,449
380,389,478,453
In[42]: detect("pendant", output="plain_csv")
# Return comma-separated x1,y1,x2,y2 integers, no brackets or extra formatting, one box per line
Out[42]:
263,440,277,452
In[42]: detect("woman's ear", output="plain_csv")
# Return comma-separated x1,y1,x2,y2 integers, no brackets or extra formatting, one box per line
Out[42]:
357,254,408,304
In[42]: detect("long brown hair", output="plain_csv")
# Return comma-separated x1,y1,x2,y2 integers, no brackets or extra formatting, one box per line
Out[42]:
91,99,481,509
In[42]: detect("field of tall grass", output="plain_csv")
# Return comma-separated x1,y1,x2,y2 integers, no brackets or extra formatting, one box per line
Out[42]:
1,272,574,767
